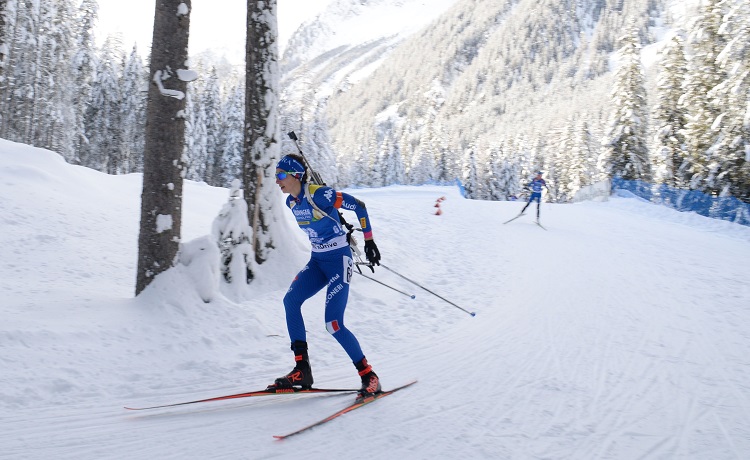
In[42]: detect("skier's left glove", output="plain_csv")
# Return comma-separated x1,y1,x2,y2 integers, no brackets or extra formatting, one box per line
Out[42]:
364,239,381,269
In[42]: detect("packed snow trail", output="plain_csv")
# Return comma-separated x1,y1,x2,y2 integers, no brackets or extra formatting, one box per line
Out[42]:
2,144,750,459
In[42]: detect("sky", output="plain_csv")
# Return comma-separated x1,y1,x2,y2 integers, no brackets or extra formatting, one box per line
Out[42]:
2,138,750,458
96,0,333,64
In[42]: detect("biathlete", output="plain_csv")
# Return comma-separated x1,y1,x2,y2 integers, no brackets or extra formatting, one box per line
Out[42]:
268,154,383,399
520,171,550,221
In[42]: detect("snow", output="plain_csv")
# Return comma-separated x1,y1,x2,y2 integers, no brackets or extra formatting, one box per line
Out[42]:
2,138,750,458
176,69,199,82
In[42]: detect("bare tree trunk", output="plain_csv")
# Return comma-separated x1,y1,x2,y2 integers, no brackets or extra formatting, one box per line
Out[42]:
136,0,191,295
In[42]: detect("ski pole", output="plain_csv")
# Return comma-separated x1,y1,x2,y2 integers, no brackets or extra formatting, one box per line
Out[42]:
380,264,476,317
354,270,416,299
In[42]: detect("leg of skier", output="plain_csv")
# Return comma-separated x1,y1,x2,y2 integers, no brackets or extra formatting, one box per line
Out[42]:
270,259,327,389
319,250,381,398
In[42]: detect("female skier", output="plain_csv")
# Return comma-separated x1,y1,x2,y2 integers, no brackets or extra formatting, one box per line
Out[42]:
268,154,382,399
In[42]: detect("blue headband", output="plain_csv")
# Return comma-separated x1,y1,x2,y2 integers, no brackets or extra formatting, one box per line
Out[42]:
276,156,305,179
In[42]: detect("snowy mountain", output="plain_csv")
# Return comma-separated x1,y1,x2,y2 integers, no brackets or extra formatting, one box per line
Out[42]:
281,0,461,77
3,135,750,458
278,0,714,190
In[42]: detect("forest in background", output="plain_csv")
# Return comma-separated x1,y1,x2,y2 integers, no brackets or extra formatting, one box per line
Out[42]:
1,0,748,204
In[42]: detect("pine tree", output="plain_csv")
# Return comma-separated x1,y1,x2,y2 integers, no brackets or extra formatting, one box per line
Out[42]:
0,0,12,132
462,142,480,199
600,25,650,181
219,80,244,187
708,0,750,201
136,0,192,295
84,35,124,173
682,0,727,191
120,45,146,173
0,0,7,84
37,0,76,156
202,67,223,185
572,119,599,188
212,179,254,288
651,34,688,187
183,79,207,181
2,0,36,142
70,0,98,165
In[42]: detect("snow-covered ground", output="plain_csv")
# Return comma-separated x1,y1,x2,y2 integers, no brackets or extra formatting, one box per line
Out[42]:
2,138,749,459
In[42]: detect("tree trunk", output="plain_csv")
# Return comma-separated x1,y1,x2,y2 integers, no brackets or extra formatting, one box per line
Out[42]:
136,0,191,295
244,0,281,268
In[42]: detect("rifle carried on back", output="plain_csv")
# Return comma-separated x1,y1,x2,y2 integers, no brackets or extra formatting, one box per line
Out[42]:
286,131,366,269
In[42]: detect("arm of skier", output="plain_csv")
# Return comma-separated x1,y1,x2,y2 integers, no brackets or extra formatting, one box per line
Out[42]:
337,192,380,266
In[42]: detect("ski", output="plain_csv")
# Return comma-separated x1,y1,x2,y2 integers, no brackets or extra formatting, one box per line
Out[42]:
503,213,524,224
535,221,547,230
124,386,358,411
274,380,417,440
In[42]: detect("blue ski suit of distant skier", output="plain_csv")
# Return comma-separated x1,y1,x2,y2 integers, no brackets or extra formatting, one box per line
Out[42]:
281,167,374,364
521,173,548,217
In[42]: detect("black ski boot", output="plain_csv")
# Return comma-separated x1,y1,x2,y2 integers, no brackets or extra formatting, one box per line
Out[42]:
269,341,313,390
354,357,381,400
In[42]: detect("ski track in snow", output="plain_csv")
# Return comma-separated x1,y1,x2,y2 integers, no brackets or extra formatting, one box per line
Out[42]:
2,144,750,459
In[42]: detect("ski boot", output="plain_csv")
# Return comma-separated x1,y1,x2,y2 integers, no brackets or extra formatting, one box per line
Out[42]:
268,341,313,390
354,357,381,401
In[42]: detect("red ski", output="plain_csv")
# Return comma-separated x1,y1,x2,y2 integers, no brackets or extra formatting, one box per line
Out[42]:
124,386,358,411
274,380,417,440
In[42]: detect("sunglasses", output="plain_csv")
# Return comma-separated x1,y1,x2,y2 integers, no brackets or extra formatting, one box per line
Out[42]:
275,171,303,180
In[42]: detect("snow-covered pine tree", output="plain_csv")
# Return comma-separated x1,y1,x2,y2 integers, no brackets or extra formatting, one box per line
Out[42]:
682,0,727,191
385,138,406,185
220,80,244,187
651,34,688,187
572,119,599,189
0,0,12,136
0,0,7,85
1,0,36,142
38,0,76,158
69,0,98,165
309,104,338,185
599,24,650,181
202,67,224,186
184,78,208,182
212,179,254,288
84,35,124,174
552,121,576,203
707,0,750,201
462,142,480,199
120,45,146,173
486,144,504,201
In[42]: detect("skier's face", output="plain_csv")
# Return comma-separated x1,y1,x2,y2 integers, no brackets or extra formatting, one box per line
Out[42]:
276,168,301,196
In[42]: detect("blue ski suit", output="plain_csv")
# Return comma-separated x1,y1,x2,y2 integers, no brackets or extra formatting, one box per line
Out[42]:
527,178,547,203
283,183,373,363
521,177,548,217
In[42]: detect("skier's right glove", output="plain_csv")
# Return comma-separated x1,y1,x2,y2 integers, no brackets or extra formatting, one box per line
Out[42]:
364,239,381,269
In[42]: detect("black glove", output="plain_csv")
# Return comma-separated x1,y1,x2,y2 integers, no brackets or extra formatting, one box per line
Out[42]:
364,239,381,267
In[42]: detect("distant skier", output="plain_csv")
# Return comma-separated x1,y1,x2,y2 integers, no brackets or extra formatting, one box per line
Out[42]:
519,171,550,221
268,153,383,400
